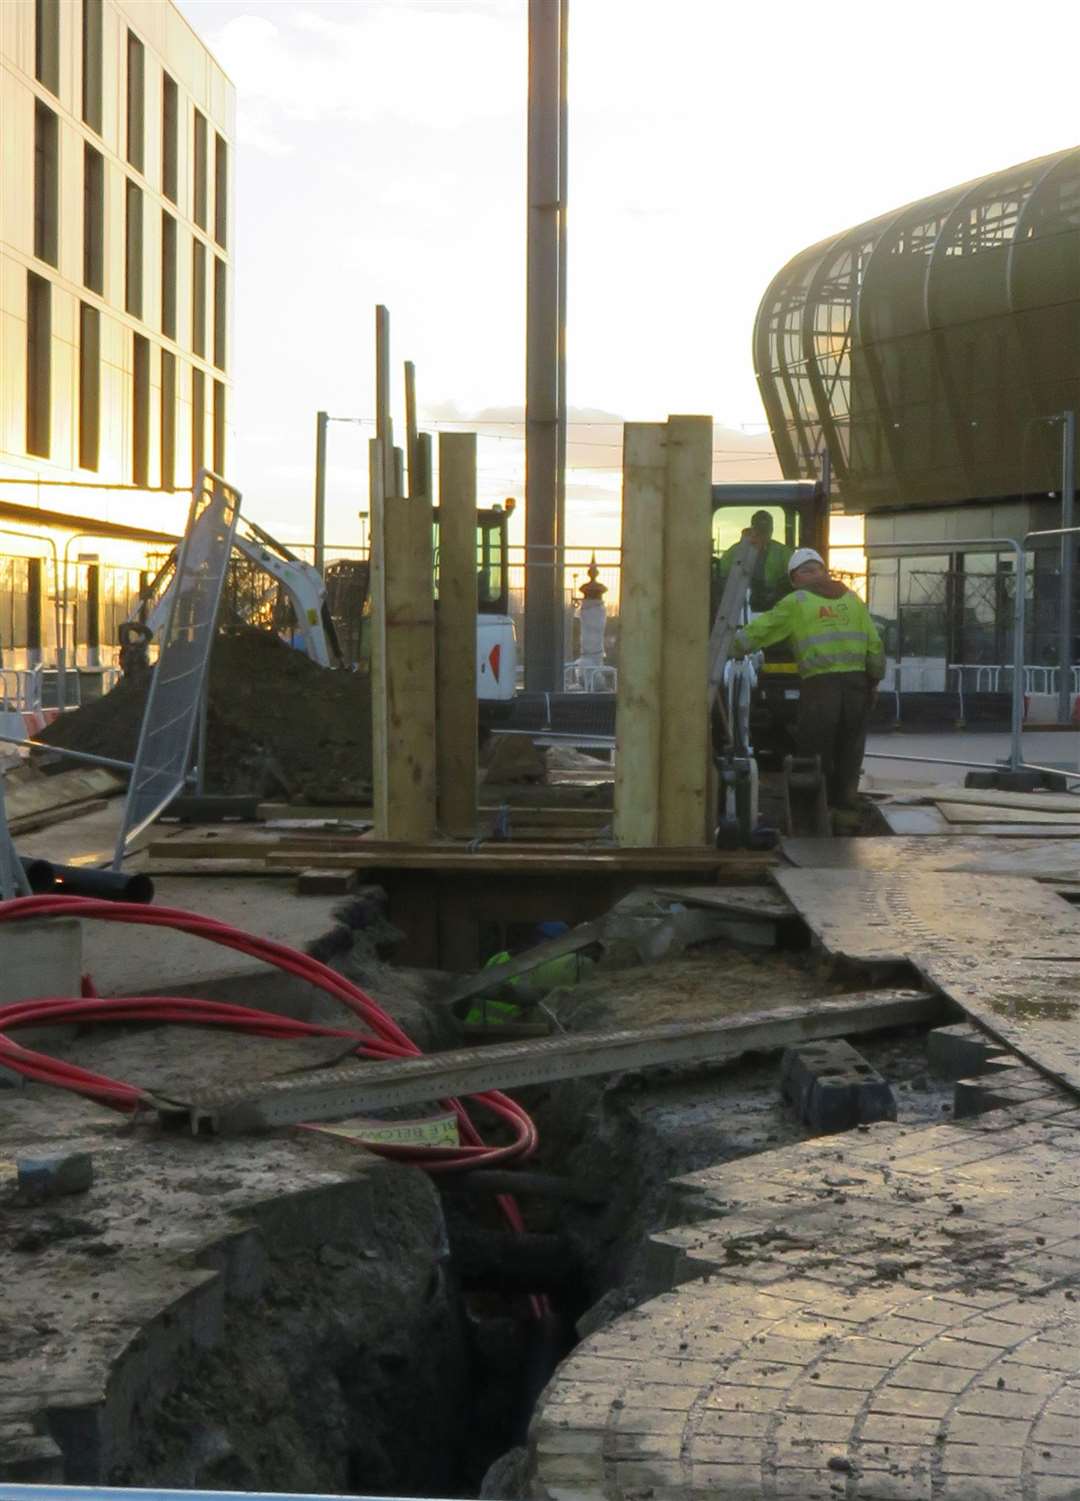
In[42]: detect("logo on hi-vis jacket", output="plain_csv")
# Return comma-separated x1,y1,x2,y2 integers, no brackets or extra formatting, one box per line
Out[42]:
818,600,851,623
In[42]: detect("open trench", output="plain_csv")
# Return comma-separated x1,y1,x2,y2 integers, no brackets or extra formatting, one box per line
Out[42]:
76,899,958,1501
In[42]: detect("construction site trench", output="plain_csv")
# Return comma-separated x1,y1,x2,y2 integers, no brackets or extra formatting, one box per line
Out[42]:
0,849,973,1499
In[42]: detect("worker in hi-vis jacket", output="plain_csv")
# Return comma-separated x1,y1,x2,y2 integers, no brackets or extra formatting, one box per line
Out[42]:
733,547,885,810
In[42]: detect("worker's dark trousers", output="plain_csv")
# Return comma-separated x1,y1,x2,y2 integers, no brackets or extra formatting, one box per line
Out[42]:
796,671,872,809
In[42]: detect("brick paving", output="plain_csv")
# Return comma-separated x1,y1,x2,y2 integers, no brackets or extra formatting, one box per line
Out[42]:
528,1093,1080,1500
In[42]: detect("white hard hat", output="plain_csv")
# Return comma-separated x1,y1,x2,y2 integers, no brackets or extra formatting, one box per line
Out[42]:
788,547,825,576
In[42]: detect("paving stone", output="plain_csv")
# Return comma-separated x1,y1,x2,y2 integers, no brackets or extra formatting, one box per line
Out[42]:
940,1442,1025,1477
530,1097,1080,1501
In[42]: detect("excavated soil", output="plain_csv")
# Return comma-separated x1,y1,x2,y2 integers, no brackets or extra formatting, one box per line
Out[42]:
39,629,373,801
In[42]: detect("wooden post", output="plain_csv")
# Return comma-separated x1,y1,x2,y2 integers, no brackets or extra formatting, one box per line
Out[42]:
404,361,419,495
369,437,389,832
370,435,437,842
437,431,479,837
658,415,713,846
613,423,666,846
375,305,395,496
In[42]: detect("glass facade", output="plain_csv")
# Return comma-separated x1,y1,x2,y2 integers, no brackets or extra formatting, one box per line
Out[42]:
754,147,1080,512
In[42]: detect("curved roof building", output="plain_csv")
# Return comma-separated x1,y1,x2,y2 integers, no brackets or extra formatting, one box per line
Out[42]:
754,146,1080,513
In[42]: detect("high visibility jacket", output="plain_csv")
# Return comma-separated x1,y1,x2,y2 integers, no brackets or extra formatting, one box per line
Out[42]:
736,587,886,681
718,538,792,600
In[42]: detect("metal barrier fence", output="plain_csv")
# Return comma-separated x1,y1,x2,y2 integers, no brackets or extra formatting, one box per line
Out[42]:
112,471,241,864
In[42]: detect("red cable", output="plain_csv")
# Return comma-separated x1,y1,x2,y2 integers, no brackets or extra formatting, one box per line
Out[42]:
0,896,539,1176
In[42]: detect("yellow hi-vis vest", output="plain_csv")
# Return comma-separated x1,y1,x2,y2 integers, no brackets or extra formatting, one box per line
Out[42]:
737,588,885,681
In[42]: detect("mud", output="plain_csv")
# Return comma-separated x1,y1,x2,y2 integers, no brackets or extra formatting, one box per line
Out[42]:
38,628,373,802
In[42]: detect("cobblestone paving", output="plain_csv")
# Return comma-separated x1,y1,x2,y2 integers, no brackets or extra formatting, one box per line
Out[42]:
529,1095,1080,1500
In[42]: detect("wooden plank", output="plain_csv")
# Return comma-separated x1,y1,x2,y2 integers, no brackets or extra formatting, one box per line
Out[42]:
374,304,395,495
372,471,437,841
937,801,1080,826
262,846,772,874
436,431,478,837
173,988,944,1134
8,797,108,835
614,422,666,847
658,414,712,847
444,921,604,1010
257,802,372,821
369,436,389,839
890,785,1080,815
297,868,359,895
404,359,419,495
3,768,122,823
655,885,795,920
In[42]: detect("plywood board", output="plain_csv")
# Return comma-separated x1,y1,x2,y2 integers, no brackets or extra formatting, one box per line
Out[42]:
938,801,1080,826
888,785,1080,815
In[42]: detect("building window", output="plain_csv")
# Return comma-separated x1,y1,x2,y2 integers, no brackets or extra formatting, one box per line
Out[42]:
213,258,226,370
161,350,176,492
192,238,206,357
214,134,228,247
161,212,177,340
79,303,100,471
133,334,150,485
192,366,205,482
125,180,143,317
82,0,102,132
212,380,225,473
33,102,58,267
126,32,145,173
35,0,59,96
83,145,104,293
162,74,178,203
193,110,208,229
26,273,51,458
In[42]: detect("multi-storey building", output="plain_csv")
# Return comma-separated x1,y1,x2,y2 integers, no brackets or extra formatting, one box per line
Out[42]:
0,0,234,544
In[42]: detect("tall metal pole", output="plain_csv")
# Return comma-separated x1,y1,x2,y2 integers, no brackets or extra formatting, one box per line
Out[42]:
525,0,561,691
1057,409,1076,724
554,0,569,686
313,409,328,574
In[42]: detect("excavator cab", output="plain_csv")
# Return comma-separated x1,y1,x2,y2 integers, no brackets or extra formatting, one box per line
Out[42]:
711,481,829,761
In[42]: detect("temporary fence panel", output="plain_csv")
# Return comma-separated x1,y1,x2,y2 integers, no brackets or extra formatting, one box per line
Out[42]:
112,470,241,866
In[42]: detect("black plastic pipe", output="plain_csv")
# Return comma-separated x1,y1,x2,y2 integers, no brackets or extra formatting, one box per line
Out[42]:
21,858,154,904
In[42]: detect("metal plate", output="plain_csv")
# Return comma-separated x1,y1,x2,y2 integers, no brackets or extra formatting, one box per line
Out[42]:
775,867,1080,1094
781,835,1080,883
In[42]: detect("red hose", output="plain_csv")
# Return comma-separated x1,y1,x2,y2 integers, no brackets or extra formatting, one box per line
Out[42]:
0,895,539,1182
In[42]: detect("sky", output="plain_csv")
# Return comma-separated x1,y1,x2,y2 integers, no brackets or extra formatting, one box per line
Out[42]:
176,0,1080,559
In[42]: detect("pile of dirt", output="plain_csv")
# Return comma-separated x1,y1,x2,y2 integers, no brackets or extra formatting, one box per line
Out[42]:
38,628,373,801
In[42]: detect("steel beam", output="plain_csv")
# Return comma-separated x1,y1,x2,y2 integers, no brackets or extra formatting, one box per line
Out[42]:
159,989,941,1136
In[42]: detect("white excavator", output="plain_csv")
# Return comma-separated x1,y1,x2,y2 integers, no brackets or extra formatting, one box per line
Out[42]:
118,515,518,704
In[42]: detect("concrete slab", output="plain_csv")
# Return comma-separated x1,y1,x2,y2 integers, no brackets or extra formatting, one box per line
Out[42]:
73,877,352,1012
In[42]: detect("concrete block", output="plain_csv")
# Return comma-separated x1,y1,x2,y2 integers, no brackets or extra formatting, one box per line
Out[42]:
17,1151,94,1200
0,916,82,1004
927,1023,1008,1081
780,1038,896,1134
